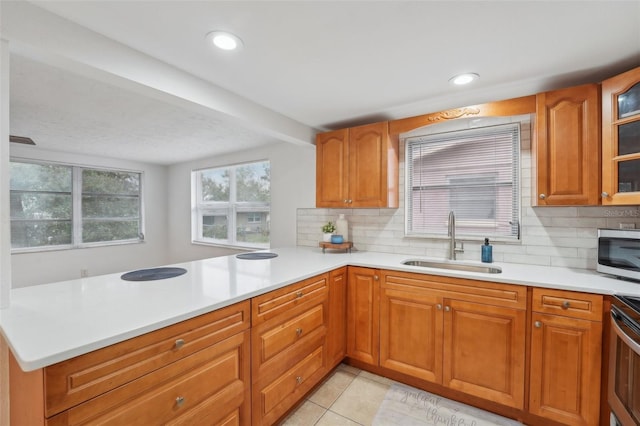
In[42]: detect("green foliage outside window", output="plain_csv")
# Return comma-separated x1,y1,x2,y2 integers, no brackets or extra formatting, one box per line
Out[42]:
195,161,270,248
9,161,143,250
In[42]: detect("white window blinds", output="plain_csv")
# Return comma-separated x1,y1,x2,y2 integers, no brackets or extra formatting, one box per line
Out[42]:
405,123,520,240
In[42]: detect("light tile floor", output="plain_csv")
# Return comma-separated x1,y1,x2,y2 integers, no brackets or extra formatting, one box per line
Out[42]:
279,364,513,426
280,364,387,426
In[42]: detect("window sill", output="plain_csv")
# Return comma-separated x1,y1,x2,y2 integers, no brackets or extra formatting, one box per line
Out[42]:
11,239,145,255
191,239,270,251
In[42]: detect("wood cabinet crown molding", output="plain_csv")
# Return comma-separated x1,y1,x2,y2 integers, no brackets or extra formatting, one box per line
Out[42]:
388,95,536,136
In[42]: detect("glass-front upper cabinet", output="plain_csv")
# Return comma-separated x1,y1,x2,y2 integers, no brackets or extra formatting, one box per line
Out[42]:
602,67,640,205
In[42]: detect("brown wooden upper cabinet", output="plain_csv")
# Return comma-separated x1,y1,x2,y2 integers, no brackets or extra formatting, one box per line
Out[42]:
602,66,640,205
316,122,399,208
534,83,601,205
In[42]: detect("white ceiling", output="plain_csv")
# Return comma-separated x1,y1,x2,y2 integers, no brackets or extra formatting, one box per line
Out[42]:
4,0,640,165
10,54,276,165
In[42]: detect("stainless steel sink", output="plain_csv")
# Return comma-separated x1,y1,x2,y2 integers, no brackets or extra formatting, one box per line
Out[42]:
401,259,502,274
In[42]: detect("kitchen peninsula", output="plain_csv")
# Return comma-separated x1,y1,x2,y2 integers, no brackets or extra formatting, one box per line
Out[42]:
1,247,635,425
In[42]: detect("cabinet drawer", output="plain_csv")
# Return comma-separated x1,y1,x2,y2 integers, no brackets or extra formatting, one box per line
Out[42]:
45,301,250,417
259,304,325,363
531,288,603,321
382,270,527,310
252,274,328,325
254,343,325,425
48,330,250,425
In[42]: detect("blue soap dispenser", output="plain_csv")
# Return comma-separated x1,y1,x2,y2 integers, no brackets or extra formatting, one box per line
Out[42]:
481,238,493,263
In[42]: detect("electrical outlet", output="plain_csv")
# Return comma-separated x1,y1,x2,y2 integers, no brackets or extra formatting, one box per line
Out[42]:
619,223,636,229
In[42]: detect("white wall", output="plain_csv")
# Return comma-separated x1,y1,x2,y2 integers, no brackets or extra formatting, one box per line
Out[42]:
10,146,170,287
297,116,640,270
167,141,316,263
9,139,317,286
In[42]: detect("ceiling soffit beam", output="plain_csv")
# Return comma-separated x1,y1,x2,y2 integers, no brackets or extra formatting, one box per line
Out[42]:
0,1,317,147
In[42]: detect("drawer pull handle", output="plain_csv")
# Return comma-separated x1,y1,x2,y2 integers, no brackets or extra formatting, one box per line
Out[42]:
534,321,542,328
296,376,303,385
174,339,185,349
296,328,303,337
296,291,304,298
175,396,185,407
562,301,570,309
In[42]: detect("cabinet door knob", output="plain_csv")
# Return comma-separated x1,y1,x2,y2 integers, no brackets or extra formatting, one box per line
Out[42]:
344,199,348,203
295,328,303,337
534,321,542,328
374,275,379,281
601,192,609,198
562,301,571,309
296,291,303,298
174,338,185,349
175,396,185,407
436,304,442,310
348,199,352,203
444,306,451,312
539,194,546,200
296,376,303,385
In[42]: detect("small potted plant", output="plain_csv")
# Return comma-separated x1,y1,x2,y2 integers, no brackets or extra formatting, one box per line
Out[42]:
321,221,336,242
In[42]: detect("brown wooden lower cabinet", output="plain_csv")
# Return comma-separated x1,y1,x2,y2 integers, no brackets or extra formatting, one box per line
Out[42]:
379,285,443,382
327,267,348,368
9,301,251,426
9,268,606,426
250,273,330,425
529,288,603,426
444,299,526,409
346,266,380,365
379,270,527,409
48,331,250,425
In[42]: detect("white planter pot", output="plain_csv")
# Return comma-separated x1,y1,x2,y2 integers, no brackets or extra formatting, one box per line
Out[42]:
322,233,333,242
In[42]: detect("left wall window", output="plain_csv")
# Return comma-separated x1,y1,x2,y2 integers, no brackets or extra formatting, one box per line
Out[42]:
10,160,143,251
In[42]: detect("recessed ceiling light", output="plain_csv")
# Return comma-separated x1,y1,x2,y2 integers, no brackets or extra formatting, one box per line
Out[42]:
206,31,243,51
449,73,480,86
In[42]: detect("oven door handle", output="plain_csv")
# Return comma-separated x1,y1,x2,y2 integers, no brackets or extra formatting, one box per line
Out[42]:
611,309,640,356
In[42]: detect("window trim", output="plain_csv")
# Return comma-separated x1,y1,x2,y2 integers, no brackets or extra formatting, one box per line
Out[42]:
403,121,521,242
191,160,271,249
9,158,145,254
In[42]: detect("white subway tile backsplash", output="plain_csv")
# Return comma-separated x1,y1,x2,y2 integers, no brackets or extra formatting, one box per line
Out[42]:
297,200,636,270
550,217,608,228
527,245,578,258
503,253,551,266
531,207,578,217
550,256,592,269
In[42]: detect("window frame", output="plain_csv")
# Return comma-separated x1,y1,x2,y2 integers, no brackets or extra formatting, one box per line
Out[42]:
192,160,270,249
404,122,521,242
10,158,145,253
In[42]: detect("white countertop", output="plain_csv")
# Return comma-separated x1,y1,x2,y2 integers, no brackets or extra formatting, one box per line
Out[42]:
2,246,639,371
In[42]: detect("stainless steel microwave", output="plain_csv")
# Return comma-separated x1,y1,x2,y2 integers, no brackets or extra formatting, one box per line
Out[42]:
598,228,640,282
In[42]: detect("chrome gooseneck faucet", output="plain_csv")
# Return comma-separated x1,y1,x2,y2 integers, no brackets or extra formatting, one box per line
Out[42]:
448,211,464,260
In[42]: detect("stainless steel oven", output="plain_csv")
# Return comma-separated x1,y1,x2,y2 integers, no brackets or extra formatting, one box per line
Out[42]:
610,295,640,425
